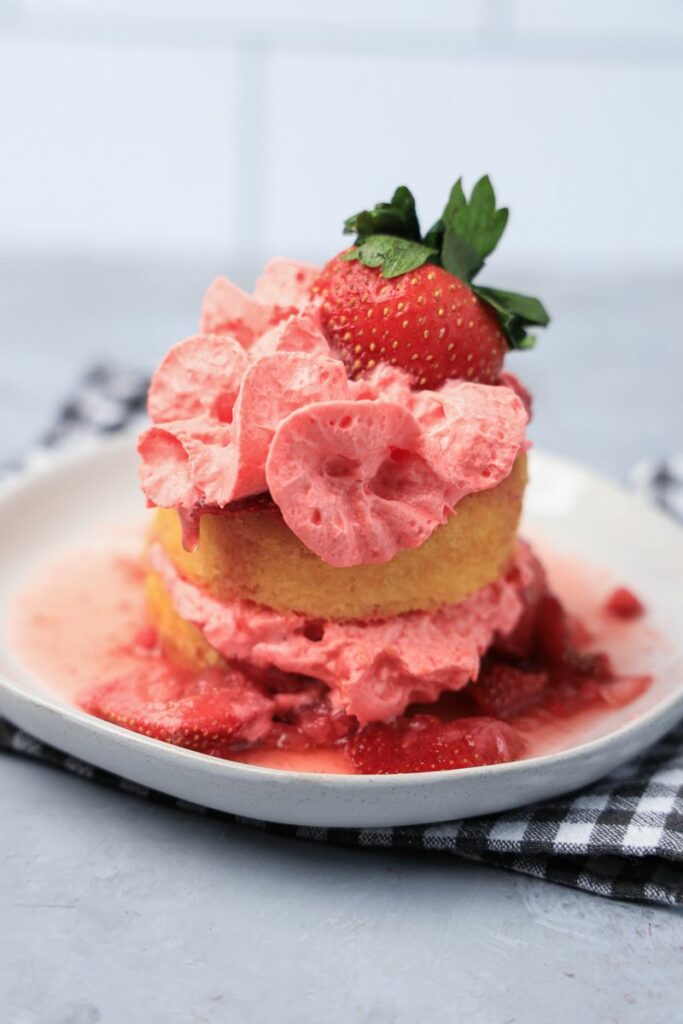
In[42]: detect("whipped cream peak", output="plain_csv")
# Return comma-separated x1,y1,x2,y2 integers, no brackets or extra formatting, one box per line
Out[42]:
139,260,530,567
147,333,247,425
266,399,450,567
200,258,319,347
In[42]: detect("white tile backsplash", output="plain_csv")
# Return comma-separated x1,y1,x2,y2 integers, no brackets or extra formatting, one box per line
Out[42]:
514,0,683,37
16,0,485,33
264,53,683,271
0,2,681,270
0,37,238,254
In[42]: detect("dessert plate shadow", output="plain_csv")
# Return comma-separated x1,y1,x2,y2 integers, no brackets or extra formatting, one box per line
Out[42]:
0,436,681,828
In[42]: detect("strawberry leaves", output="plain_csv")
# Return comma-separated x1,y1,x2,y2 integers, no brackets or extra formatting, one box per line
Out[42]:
440,176,508,281
341,235,437,278
440,178,548,348
344,185,421,243
340,175,550,348
473,285,550,350
342,186,435,278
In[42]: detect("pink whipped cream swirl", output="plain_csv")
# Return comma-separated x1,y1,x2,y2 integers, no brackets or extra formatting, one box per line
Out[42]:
148,541,534,723
138,258,530,568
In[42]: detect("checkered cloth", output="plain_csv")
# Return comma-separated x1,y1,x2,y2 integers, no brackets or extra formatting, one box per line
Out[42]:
1,367,682,906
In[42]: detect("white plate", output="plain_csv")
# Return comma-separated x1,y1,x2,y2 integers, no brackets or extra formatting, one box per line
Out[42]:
0,437,681,827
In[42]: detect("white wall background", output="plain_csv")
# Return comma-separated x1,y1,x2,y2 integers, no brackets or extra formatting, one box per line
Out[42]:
1,0,682,274
0,1,681,469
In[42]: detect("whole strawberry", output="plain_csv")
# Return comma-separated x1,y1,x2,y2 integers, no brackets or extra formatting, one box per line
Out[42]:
312,178,549,389
314,257,506,387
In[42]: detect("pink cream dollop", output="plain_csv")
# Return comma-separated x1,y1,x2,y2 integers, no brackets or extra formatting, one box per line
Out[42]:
148,541,535,723
137,259,529,569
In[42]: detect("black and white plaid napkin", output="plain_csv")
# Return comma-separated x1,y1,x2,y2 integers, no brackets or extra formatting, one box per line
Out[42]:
1,367,682,906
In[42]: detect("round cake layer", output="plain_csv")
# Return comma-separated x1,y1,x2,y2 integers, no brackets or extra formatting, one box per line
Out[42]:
145,569,225,671
150,454,526,621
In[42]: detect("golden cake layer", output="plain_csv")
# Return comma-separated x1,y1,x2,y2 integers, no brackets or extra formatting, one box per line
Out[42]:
149,454,527,622
145,569,224,671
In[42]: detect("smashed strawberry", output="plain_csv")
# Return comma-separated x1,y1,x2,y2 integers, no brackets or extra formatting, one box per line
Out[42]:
604,586,645,621
494,549,547,659
349,714,523,774
472,660,549,720
488,567,652,722
271,703,354,751
268,683,354,751
559,649,614,680
533,593,574,665
79,661,273,756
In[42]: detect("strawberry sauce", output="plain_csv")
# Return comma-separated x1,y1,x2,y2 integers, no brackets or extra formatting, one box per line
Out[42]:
10,530,655,775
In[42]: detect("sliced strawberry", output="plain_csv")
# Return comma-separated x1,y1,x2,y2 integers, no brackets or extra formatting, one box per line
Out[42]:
558,649,614,680
533,593,574,665
472,660,549,719
494,549,547,659
264,679,355,751
349,714,523,774
271,698,354,752
79,661,273,755
604,586,645,620
294,703,354,747
192,491,280,519
178,491,282,551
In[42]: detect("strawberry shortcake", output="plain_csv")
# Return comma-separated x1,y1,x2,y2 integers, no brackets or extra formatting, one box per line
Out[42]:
79,177,647,773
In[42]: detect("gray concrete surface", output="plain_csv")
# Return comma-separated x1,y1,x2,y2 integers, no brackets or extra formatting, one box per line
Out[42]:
2,758,681,1024
1,252,682,1023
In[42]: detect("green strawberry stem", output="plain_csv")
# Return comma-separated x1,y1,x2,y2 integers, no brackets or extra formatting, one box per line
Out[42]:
342,177,550,350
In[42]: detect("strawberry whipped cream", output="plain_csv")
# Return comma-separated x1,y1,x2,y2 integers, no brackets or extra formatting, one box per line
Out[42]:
148,541,535,722
138,259,529,568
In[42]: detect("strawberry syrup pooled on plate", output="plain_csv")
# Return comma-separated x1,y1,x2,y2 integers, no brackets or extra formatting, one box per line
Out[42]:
10,532,654,775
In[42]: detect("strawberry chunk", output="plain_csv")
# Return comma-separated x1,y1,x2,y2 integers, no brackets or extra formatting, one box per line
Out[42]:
533,593,574,665
349,714,523,774
79,661,274,755
604,586,645,621
270,694,354,751
472,660,549,719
